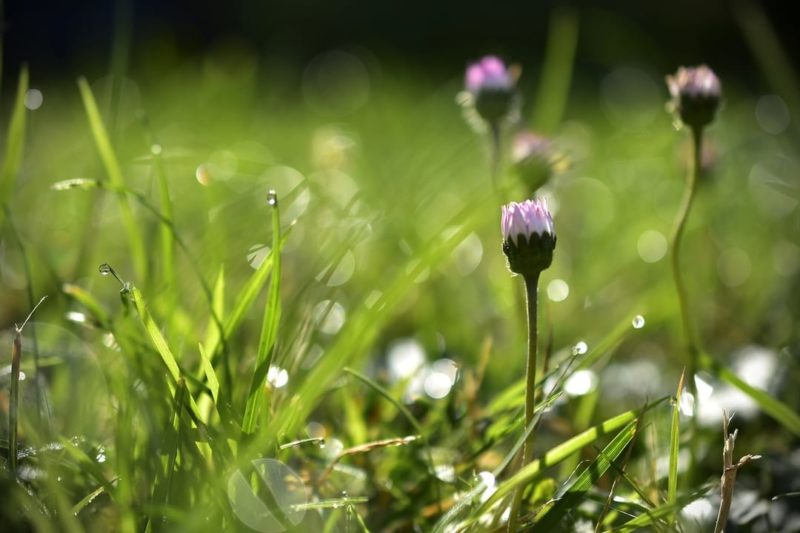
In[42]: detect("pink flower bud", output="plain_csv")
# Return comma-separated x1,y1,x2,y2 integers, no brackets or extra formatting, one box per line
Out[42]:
501,198,556,276
666,65,721,130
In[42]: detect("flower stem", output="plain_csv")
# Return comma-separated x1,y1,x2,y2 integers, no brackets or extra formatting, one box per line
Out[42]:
508,271,540,531
670,125,703,468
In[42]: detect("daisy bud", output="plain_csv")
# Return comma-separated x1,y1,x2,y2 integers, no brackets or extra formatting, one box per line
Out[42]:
666,65,721,130
465,55,517,126
501,198,556,277
511,131,553,192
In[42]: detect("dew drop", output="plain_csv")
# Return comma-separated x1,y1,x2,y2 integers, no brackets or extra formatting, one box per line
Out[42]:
572,341,588,355
632,315,646,329
267,189,278,206
98,263,112,276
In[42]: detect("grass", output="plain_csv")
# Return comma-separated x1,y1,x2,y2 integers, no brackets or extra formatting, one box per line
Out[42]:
2,8,800,532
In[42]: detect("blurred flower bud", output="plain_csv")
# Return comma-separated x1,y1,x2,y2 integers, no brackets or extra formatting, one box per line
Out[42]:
501,198,556,276
462,55,519,128
511,131,553,192
666,65,721,130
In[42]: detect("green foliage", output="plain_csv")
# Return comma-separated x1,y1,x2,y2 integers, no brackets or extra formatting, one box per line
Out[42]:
2,9,799,531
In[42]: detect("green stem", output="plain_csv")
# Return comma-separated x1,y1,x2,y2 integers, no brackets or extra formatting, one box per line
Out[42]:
489,122,502,197
670,125,703,468
508,271,541,531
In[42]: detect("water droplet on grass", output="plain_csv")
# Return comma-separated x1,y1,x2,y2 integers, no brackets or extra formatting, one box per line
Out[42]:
266,366,289,389
98,264,112,276
632,315,645,329
267,189,278,206
572,341,588,355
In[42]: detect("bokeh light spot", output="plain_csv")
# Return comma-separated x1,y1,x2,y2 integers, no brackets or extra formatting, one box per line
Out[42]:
637,230,668,263
547,279,569,302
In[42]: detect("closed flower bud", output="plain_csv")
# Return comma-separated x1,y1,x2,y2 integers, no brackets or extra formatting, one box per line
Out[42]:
511,131,553,192
666,65,721,130
501,198,556,276
464,55,518,126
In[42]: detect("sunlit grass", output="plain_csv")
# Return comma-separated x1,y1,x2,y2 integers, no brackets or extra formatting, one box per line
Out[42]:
2,12,799,530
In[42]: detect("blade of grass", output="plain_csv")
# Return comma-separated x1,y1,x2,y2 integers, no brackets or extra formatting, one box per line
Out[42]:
473,406,652,517
241,191,282,435
532,7,579,133
62,283,111,328
667,369,685,520
140,113,176,296
77,77,147,280
130,285,201,419
72,481,115,516
609,486,710,532
0,66,29,230
533,419,639,529
734,1,800,126
199,344,220,405
343,366,439,501
700,351,800,436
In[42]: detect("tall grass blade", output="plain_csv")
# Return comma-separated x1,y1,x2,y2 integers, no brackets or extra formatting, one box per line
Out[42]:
140,113,176,296
532,7,579,133
77,77,148,280
241,192,282,435
533,419,639,529
701,352,800,436
0,66,29,229
130,286,201,419
667,369,685,518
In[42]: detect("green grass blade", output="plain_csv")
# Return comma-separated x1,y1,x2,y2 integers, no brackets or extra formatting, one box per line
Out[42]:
130,286,201,419
9,328,22,476
533,419,639,529
667,369,685,516
199,344,220,405
701,352,800,435
609,486,710,531
532,7,579,133
77,77,148,280
241,192,282,435
0,66,29,229
72,482,112,516
476,408,642,515
62,283,111,328
140,114,176,293
203,265,226,351
203,234,288,360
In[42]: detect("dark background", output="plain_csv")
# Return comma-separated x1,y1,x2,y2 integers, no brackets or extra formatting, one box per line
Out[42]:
2,0,797,86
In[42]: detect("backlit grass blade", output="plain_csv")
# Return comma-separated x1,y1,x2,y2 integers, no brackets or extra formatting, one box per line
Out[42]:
609,486,710,531
475,408,643,515
0,66,29,229
77,77,147,280
241,191,282,435
701,352,800,436
668,369,685,517
533,419,639,529
140,113,176,295
130,286,201,419
198,344,220,405
532,7,579,133
203,234,288,360
62,283,111,328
